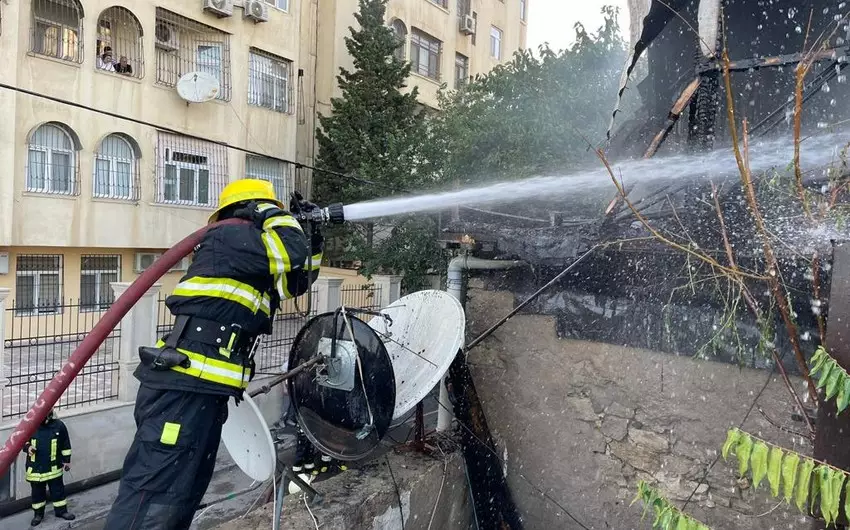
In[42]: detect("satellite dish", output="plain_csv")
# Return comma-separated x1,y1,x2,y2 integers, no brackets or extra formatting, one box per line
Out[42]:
176,71,221,103
368,290,465,420
220,393,276,482
288,312,396,461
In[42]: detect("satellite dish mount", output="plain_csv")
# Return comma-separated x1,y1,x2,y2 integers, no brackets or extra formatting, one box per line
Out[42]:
176,71,221,104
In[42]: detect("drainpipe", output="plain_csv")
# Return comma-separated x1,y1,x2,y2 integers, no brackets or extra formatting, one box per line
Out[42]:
439,255,523,432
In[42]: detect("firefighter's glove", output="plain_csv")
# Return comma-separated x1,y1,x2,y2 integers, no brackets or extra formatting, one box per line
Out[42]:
232,201,265,230
289,192,319,216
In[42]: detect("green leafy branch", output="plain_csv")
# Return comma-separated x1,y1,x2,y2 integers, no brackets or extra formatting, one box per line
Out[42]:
632,481,710,530
810,346,850,413
723,428,850,526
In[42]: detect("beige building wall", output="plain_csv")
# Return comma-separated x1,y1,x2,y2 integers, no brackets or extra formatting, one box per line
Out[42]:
309,0,528,132
0,0,308,306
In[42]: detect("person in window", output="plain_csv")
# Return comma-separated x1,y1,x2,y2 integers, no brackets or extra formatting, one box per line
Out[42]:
22,409,75,526
114,56,133,75
104,180,324,530
97,47,115,71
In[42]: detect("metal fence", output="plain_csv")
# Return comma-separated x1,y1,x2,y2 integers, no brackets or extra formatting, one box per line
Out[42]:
341,284,382,310
3,300,120,419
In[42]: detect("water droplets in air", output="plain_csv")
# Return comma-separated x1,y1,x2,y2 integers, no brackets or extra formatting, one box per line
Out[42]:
822,82,831,94
795,25,803,34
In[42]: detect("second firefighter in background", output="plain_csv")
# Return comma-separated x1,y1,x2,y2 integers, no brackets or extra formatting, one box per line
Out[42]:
105,179,323,530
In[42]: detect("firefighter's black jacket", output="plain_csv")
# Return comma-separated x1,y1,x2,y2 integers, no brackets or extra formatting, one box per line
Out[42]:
22,418,71,482
135,203,323,398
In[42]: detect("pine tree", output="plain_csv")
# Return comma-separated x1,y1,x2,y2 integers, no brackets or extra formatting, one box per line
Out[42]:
314,0,425,206
313,0,444,290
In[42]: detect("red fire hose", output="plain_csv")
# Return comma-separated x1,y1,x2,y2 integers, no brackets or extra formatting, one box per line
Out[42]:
0,219,248,476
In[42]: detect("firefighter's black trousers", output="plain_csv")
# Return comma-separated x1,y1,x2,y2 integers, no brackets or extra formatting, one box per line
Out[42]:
30,476,68,516
104,384,229,530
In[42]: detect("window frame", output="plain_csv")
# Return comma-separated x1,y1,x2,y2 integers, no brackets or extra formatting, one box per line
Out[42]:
263,0,289,12
520,0,527,22
454,53,469,89
410,29,442,81
15,255,63,316
26,124,77,195
248,49,292,113
162,154,211,206
196,42,224,88
80,255,121,312
94,134,137,200
490,26,503,60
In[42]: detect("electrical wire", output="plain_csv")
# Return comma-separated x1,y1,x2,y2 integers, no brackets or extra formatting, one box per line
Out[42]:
385,455,406,530
303,493,320,530
426,445,449,530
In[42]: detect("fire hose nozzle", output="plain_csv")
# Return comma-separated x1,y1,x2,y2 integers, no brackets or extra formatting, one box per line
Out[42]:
296,203,346,226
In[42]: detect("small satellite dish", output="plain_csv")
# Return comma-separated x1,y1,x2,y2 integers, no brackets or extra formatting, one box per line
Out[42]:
368,290,465,420
288,312,396,461
176,71,221,103
220,393,276,482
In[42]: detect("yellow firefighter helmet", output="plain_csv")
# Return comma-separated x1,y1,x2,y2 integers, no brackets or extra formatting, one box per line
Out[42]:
208,179,284,224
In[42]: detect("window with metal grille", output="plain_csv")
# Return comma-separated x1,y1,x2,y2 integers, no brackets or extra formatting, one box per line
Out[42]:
96,6,144,78
391,20,407,61
455,53,469,89
490,26,503,60
520,0,527,22
264,0,289,10
410,29,441,80
80,255,120,311
429,0,448,8
245,155,291,201
457,0,470,17
471,12,478,45
27,122,79,195
30,0,83,63
15,255,63,315
157,132,228,208
248,49,292,113
154,8,231,101
94,133,141,200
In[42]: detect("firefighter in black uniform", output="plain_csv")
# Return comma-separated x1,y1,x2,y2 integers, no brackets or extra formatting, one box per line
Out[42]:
104,179,323,530
23,408,75,526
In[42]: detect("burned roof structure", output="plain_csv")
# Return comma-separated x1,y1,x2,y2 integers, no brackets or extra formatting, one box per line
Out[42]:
609,0,850,158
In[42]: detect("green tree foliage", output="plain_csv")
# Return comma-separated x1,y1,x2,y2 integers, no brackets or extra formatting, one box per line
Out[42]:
313,0,444,290
433,6,627,186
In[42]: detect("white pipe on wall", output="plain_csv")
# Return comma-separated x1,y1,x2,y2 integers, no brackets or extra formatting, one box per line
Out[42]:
439,255,523,432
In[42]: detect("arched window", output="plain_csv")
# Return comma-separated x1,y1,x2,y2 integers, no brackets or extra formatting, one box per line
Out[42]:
27,123,80,195
391,19,407,61
94,134,140,200
30,0,84,63
96,6,144,78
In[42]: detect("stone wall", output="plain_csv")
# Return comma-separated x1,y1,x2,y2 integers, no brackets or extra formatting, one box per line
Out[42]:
465,287,813,530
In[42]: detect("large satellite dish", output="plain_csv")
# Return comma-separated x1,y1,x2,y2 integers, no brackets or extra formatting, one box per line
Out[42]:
288,312,396,461
176,71,221,103
368,290,465,420
220,393,276,482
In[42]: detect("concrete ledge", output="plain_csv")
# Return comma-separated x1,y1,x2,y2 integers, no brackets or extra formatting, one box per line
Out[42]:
214,451,471,530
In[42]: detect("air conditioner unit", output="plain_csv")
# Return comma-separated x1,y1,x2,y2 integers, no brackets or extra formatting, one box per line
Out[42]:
243,0,269,23
135,253,191,273
135,252,159,273
154,22,180,52
204,0,234,17
460,14,476,35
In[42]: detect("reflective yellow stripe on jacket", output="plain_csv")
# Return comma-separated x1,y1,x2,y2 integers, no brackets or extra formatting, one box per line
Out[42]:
26,467,63,482
156,340,251,390
171,277,271,315
307,253,322,271
262,229,294,299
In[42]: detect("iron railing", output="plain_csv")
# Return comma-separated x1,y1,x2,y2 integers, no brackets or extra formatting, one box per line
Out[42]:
3,300,120,419
341,284,382,311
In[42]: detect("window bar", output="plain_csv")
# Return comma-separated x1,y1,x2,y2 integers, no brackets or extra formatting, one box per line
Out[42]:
30,0,84,63
154,8,232,101
94,134,141,201
248,48,293,114
26,124,80,197
156,132,228,207
96,6,145,78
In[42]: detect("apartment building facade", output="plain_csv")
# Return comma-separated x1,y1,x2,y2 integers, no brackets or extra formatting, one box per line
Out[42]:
0,0,526,313
0,0,304,312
